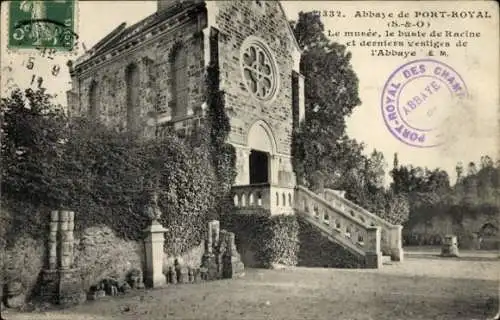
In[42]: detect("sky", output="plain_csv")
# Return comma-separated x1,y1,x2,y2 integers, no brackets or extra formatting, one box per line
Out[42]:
1,1,498,182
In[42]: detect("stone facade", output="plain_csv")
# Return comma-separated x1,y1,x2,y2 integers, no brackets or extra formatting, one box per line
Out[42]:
208,1,303,188
68,2,207,134
67,0,304,195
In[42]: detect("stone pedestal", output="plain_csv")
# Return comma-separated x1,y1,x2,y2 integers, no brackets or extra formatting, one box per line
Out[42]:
390,225,404,262
201,253,218,280
144,221,168,288
441,235,459,257
365,226,382,269
221,231,245,278
41,269,83,306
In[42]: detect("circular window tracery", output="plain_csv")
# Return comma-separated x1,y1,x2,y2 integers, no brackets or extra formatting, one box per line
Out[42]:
240,37,278,102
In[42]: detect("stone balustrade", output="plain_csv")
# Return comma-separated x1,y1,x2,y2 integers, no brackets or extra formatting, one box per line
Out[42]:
323,188,403,261
232,183,295,215
295,186,382,268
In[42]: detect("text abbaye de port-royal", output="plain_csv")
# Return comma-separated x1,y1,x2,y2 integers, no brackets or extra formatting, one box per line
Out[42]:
354,10,492,19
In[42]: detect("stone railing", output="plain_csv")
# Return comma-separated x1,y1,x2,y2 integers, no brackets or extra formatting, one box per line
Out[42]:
322,188,403,261
295,186,382,268
232,183,295,216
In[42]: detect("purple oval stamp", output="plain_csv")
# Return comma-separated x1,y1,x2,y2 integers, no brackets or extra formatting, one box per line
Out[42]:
381,59,468,148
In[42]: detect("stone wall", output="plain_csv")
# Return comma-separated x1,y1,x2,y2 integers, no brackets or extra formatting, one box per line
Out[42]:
212,1,298,156
407,213,499,249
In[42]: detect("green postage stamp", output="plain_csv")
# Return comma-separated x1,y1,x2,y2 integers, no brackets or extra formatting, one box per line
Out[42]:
8,0,77,51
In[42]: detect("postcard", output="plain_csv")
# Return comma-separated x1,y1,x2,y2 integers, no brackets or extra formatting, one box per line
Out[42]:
0,1,498,319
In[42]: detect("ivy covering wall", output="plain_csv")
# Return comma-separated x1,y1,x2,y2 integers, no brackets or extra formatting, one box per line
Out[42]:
221,212,300,268
0,62,238,303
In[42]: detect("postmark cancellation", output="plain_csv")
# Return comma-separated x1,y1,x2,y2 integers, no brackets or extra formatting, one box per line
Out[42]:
8,0,77,51
381,59,468,148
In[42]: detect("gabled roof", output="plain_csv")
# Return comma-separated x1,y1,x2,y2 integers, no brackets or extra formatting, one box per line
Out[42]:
277,1,302,53
80,1,200,64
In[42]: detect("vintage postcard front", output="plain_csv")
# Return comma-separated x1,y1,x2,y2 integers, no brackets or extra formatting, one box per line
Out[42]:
0,1,499,319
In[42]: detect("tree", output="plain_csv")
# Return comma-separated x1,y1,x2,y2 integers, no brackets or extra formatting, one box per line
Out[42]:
365,149,386,189
291,11,361,188
1,88,68,207
382,191,410,225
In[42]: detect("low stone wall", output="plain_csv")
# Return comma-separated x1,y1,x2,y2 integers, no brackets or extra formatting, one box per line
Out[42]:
163,241,205,273
75,226,144,292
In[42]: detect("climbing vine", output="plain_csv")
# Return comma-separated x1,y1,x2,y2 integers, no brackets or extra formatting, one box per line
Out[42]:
221,212,300,268
205,61,237,217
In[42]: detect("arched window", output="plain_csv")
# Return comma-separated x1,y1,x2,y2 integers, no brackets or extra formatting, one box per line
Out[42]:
171,46,188,117
88,80,99,119
125,63,140,130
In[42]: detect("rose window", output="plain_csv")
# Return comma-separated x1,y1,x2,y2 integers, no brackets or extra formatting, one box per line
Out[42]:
240,37,278,101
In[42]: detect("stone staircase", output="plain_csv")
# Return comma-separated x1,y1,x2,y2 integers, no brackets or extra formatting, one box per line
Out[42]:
295,186,403,268
231,184,403,269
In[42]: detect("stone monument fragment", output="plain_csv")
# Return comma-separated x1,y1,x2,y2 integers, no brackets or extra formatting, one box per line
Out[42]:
441,235,459,257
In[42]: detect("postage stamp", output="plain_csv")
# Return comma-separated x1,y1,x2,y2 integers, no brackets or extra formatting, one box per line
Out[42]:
381,59,468,148
8,0,77,51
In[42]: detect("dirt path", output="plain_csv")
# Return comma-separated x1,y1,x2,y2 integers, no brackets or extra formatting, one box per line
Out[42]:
2,254,498,320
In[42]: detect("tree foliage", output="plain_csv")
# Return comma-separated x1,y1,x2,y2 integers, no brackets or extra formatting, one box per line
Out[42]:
291,12,361,187
1,88,68,208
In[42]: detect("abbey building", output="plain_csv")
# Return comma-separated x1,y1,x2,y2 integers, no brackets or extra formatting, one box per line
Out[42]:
67,0,305,215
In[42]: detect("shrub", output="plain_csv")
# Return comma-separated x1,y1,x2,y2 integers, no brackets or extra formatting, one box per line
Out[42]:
62,120,218,255
260,215,300,267
222,213,299,268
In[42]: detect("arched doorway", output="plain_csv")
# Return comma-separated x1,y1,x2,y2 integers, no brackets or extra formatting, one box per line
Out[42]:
249,150,268,184
247,120,277,185
478,223,499,250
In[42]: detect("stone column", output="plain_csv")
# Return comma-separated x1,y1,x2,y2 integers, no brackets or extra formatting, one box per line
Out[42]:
235,147,250,185
59,210,73,269
222,231,245,279
365,226,382,269
202,27,211,68
209,220,220,248
269,155,279,186
48,211,58,270
201,220,220,280
390,225,404,262
41,210,82,306
144,220,167,288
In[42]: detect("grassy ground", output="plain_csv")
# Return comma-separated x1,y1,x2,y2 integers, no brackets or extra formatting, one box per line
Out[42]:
3,249,499,320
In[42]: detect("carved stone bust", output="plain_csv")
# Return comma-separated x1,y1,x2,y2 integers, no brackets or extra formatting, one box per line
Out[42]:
146,191,162,222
